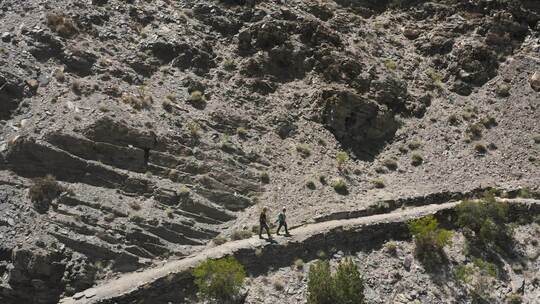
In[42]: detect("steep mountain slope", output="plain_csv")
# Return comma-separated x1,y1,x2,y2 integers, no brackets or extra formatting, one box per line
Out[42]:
0,0,539,303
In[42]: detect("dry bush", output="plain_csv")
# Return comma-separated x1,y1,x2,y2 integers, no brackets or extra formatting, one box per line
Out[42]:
29,175,66,213
46,12,79,37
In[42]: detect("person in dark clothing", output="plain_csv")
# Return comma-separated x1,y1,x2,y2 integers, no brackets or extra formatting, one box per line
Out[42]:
259,207,272,240
276,207,290,236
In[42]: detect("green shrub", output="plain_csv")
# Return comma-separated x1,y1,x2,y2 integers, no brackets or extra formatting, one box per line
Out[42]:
384,59,397,71
384,241,398,255
331,178,348,194
306,179,316,190
307,258,365,304
333,258,365,304
472,258,497,277
308,260,334,304
336,151,349,166
408,215,453,265
455,264,474,283
426,68,444,85
192,257,246,302
456,195,511,248
190,90,205,103
231,229,252,240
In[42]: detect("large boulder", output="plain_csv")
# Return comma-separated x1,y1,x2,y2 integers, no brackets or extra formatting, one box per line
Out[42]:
0,71,26,120
530,71,540,91
315,90,400,160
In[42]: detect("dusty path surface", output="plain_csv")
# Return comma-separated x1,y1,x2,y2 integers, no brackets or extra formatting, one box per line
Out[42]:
59,198,540,304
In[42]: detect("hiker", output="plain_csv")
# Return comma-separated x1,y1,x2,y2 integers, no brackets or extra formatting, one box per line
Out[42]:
276,207,290,236
259,207,272,240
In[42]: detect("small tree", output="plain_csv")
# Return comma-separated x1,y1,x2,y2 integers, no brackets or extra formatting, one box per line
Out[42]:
333,258,365,304
307,260,334,304
192,257,246,303
408,215,453,266
308,259,365,304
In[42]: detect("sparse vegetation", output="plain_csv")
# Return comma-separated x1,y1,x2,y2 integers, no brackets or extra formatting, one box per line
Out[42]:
46,12,78,37
129,201,141,211
186,121,201,137
294,258,305,270
236,127,247,138
480,116,497,128
273,279,285,291
307,258,365,304
121,89,153,110
192,257,246,302
384,241,398,255
296,144,311,158
411,153,423,166
331,178,348,194
384,59,397,70
165,208,174,218
408,140,422,150
53,68,65,82
213,236,227,246
448,114,460,126
382,159,398,171
495,83,511,97
231,229,252,240
178,185,190,197
506,293,523,304
455,264,475,283
474,143,487,154
408,215,453,265
466,123,484,140
223,59,236,71
517,188,532,198
371,178,385,189
260,172,270,184
162,100,173,112
533,134,540,144
306,179,316,190
425,68,444,88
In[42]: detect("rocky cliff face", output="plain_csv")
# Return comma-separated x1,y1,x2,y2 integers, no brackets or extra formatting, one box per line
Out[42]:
0,0,539,303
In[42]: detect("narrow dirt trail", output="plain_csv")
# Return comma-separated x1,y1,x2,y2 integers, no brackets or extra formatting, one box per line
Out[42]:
59,198,540,304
